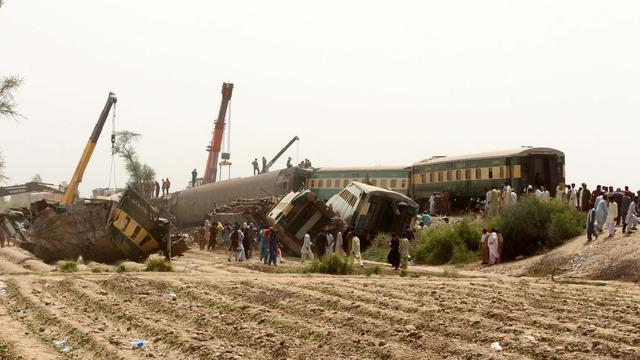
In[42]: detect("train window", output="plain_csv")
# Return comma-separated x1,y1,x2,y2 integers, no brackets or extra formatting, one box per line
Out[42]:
380,179,388,187
465,169,471,180
343,179,349,187
437,172,443,182
499,167,504,178
476,168,482,180
421,173,426,184
446,171,451,181
390,179,397,188
455,170,461,180
318,179,324,188
131,225,142,241
123,216,131,231
310,180,316,188
488,168,493,179
326,179,332,188
429,173,434,183
401,179,407,188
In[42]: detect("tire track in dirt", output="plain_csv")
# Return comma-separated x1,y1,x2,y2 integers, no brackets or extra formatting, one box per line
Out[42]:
377,279,640,358
179,280,394,360
247,278,492,359
0,302,60,360
52,276,239,360
2,279,125,360
96,276,271,359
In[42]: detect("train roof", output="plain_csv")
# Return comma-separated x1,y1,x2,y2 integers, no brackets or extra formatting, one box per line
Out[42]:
414,147,564,166
313,166,410,172
348,181,419,207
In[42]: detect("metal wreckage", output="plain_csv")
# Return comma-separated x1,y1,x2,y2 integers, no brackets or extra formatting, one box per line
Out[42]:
0,85,417,263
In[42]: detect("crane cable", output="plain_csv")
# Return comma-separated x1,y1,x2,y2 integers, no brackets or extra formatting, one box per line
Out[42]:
108,102,118,190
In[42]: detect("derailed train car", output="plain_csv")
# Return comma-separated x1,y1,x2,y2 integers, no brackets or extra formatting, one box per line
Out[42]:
326,182,418,248
170,167,311,228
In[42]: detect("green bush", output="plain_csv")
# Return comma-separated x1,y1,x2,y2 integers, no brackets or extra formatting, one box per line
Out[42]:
58,259,78,273
304,253,355,275
362,233,390,262
497,197,584,260
413,218,480,265
144,258,173,272
364,265,382,276
115,264,127,273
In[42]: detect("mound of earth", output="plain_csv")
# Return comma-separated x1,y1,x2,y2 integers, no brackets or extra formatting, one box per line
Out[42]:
473,225,640,282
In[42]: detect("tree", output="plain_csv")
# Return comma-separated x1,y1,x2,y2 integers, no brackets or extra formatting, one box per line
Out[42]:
113,130,156,192
0,76,24,119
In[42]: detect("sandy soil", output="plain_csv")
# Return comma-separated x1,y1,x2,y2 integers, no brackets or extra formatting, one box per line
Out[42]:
1,243,639,359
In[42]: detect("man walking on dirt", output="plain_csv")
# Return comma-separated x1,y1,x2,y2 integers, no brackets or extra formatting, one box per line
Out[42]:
301,233,314,264
480,228,489,264
349,232,364,266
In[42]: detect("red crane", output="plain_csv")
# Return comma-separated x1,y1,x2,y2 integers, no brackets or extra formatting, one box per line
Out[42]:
203,82,234,183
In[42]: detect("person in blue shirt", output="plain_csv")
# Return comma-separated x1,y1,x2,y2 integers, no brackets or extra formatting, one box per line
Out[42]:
421,211,432,228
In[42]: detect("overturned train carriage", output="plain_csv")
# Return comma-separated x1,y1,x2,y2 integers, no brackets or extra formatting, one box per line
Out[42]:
327,182,418,248
29,189,170,262
170,167,310,228
267,190,345,255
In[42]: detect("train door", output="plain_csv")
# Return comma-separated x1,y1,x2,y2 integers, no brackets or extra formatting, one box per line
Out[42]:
525,155,560,195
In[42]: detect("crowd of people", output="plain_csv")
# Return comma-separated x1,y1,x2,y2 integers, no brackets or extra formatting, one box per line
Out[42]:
251,157,312,176
300,229,364,266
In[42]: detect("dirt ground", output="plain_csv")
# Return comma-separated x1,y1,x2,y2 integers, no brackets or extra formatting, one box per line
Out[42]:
1,240,640,360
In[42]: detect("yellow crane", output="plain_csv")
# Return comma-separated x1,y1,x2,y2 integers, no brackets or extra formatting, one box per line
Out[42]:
61,92,118,205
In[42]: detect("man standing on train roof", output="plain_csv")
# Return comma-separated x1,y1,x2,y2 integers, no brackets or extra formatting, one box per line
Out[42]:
154,180,160,198
252,158,260,175
261,156,267,174
286,157,293,168
191,169,198,188
165,178,171,194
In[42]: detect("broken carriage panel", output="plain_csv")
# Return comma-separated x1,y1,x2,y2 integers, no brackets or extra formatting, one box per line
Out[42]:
29,188,171,262
109,188,171,261
326,181,418,248
267,190,345,256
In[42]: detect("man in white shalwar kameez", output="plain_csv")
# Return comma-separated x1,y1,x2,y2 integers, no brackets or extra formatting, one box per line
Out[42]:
350,234,364,266
485,189,492,215
487,230,499,265
300,233,314,264
335,232,345,256
626,198,638,234
510,190,517,204
569,184,578,208
535,187,543,200
326,232,335,254
429,193,437,215
606,198,618,237
399,237,410,269
595,197,608,233
541,187,550,203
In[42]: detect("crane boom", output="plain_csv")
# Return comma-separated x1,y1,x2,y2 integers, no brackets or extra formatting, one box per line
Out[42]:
203,82,234,183
265,136,299,172
61,92,117,205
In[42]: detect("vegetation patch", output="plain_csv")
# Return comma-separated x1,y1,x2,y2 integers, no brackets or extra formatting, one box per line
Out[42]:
304,253,355,275
362,233,391,262
413,218,480,265
526,255,570,277
144,258,173,272
593,259,640,283
58,259,78,273
555,279,607,287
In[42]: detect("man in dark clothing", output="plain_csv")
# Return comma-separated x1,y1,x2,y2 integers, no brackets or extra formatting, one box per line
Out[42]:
252,158,260,175
404,225,415,241
261,157,267,174
191,169,198,188
208,223,217,251
154,180,160,198
387,233,400,270
286,157,292,168
612,189,624,225
589,185,603,209
315,231,327,258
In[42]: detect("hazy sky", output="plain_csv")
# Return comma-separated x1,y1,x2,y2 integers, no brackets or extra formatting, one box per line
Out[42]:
1,1,639,196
